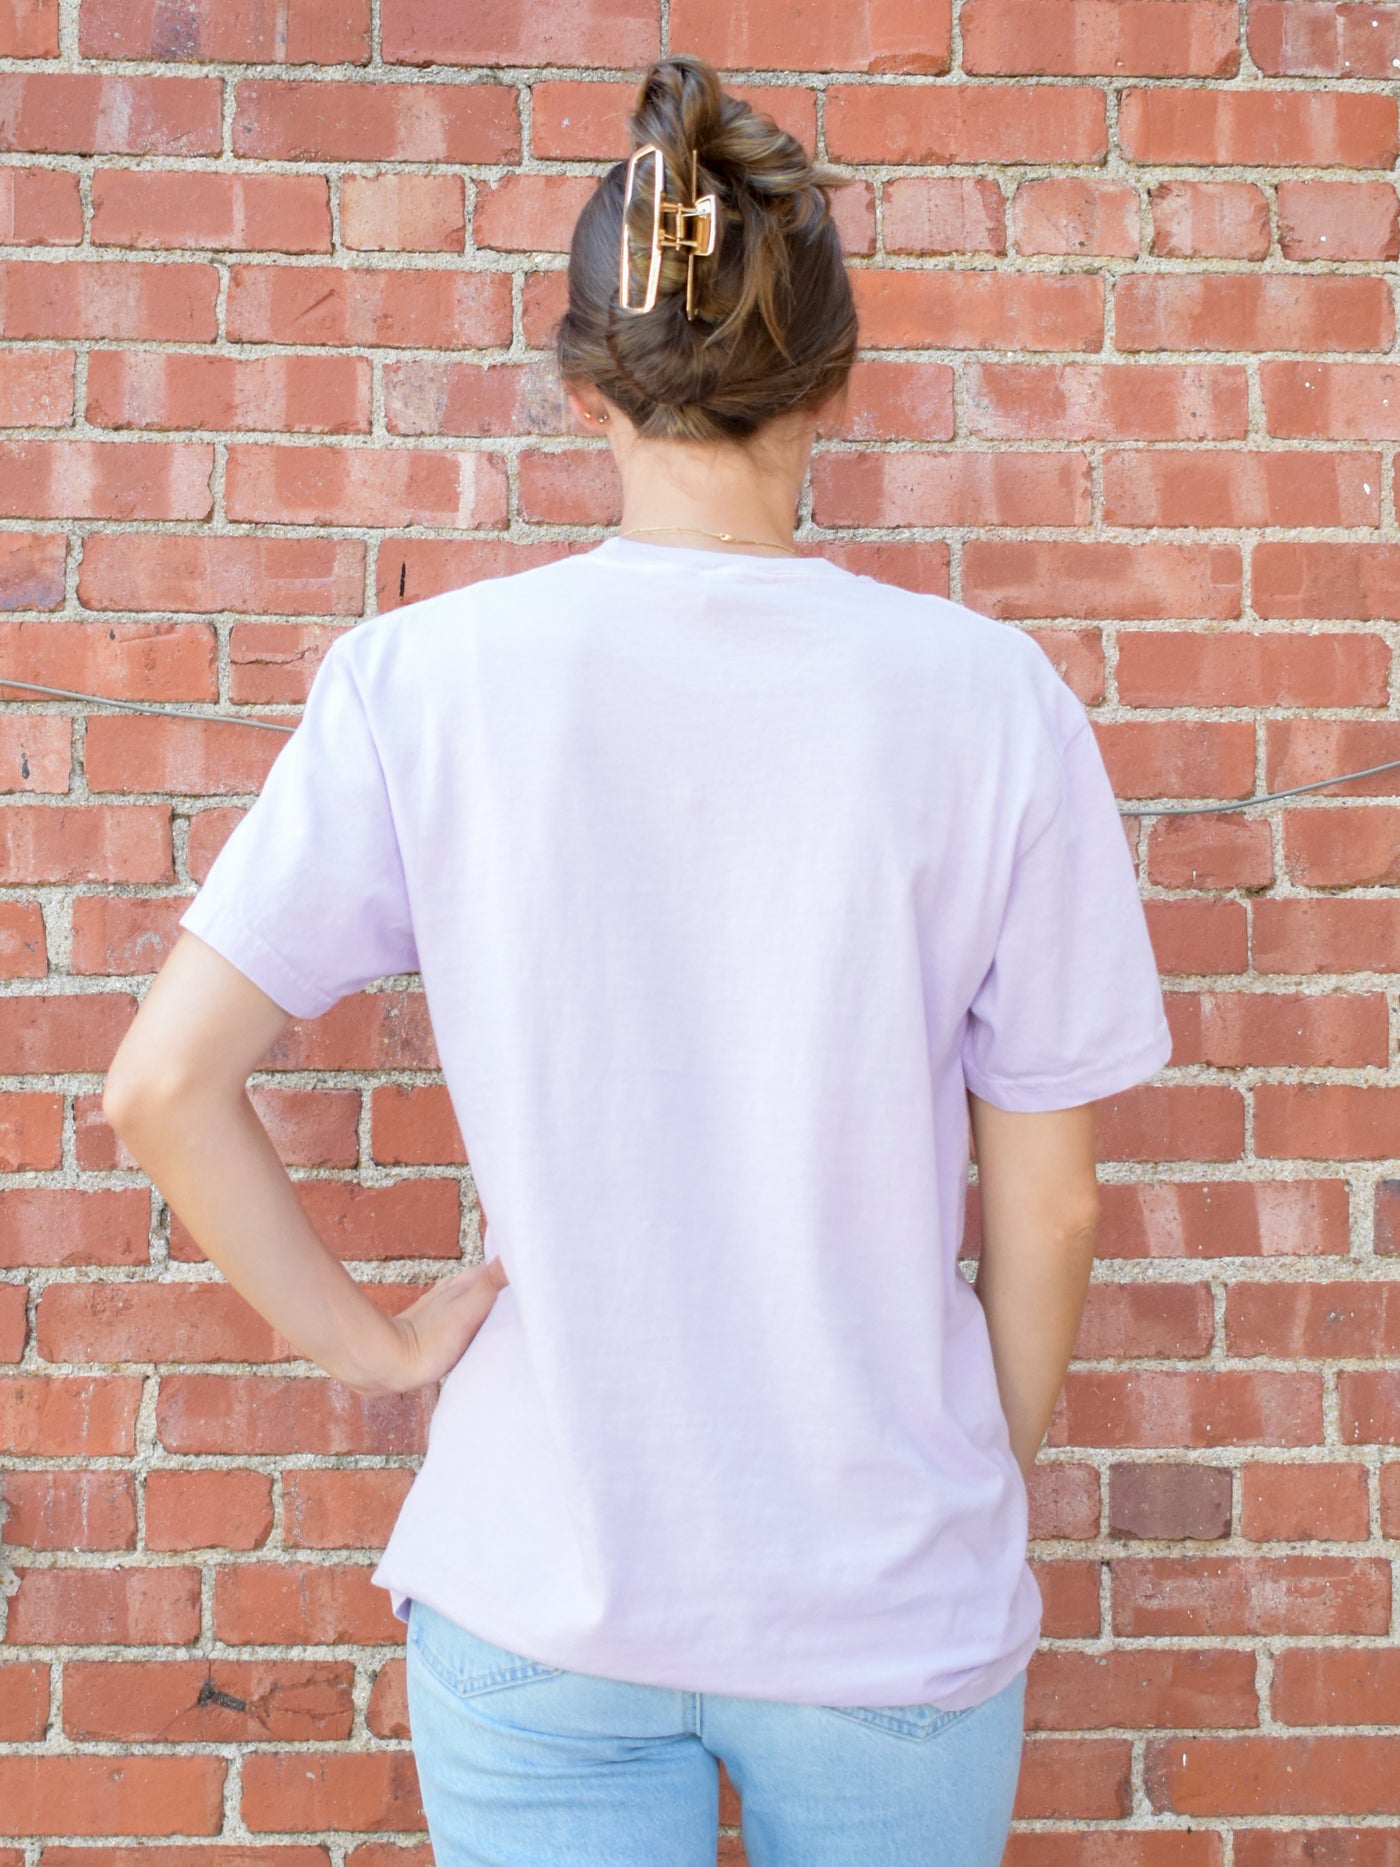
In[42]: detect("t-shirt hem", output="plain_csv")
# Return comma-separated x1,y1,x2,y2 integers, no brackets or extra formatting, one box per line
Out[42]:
372,1559,1039,1714
962,1020,1173,1113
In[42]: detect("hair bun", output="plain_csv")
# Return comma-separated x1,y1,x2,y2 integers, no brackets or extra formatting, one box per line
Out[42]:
555,52,858,444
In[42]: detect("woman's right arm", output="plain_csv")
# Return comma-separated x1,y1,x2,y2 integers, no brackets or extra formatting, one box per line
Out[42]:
966,1093,1103,1484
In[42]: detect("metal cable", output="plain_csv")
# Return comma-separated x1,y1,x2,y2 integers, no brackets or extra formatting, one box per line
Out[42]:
4,674,1400,817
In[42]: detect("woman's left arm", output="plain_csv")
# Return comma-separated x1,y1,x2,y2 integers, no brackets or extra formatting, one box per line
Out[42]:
103,928,507,1397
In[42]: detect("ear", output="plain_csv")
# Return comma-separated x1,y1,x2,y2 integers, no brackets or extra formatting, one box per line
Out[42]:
564,383,611,430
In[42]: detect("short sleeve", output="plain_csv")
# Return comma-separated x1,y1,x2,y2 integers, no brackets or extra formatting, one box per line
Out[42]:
178,634,419,1019
960,716,1172,1112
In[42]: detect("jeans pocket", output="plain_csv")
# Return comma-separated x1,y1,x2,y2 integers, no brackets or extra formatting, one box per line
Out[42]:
822,1700,979,1741
408,1600,564,1701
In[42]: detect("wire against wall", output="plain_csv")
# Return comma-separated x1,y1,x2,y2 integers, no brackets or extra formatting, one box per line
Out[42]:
4,674,1400,819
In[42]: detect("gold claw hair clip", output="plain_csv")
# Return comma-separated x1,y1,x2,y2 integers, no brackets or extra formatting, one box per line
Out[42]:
617,143,717,321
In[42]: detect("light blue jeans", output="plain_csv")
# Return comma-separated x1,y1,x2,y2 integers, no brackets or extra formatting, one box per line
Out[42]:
405,1598,1027,1866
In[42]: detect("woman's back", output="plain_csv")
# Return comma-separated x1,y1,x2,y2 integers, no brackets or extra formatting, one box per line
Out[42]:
177,530,1170,1711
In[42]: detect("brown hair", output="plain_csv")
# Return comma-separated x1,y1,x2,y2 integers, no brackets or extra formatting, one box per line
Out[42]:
553,53,859,446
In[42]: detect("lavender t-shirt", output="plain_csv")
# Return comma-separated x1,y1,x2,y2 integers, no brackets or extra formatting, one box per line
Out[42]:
178,535,1172,1711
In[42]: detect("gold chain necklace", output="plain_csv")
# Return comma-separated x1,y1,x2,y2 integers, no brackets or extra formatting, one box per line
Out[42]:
619,524,800,557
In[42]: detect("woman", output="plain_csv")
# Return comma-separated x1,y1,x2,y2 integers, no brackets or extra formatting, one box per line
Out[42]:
104,52,1172,1867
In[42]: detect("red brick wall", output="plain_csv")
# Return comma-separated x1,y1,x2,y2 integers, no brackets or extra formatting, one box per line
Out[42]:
3,2,1399,1860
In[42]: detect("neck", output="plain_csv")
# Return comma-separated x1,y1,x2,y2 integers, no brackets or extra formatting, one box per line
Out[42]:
613,431,808,558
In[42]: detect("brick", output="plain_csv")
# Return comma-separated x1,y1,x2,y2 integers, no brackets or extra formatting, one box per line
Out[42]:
145,1467,274,1550
384,358,560,437
0,1372,141,1453
341,172,464,253
1051,1369,1323,1448
1107,1462,1233,1539
78,534,365,615
0,1280,25,1357
1248,1,1400,76
0,167,81,245
1074,1282,1215,1359
0,439,212,520
0,1469,136,1548
0,529,66,605
0,0,57,55
962,0,1239,75
0,1755,224,1837
0,259,217,340
1149,179,1271,259
1096,1177,1348,1260
812,450,1090,530
1118,627,1389,708
1272,1647,1400,1725
368,540,583,614
1028,1647,1257,1730
0,347,72,424
0,898,50,975
64,1660,354,1743
0,800,171,885
45,1854,329,1867
214,1562,401,1644
1027,1463,1101,1539
0,74,220,156
87,348,369,433
855,270,1102,351
668,0,949,70
963,541,1241,620
367,1657,409,1737
1011,1732,1133,1817
225,443,508,531
92,170,330,253
474,172,600,252
382,0,656,66
1241,1462,1370,1543
81,0,371,62
1103,449,1379,530
0,1662,47,1740
6,1564,203,1645
233,79,518,163
367,1082,467,1166
1145,1733,1400,1817
1090,1086,1232,1166
1278,179,1400,261
0,1090,63,1165
36,1280,286,1363
1168,989,1388,1069
282,1468,414,1548
530,77,814,161
1256,899,1400,977
1339,1368,1400,1444
1229,1279,1400,1359
226,264,511,348
171,1179,456,1272
1120,88,1398,167
965,362,1247,440
0,616,215,709
1281,809,1400,889
1234,1837,1400,1867
242,1750,423,1834
1114,1554,1390,1636
1116,273,1392,353
157,1372,428,1455
881,175,1005,254
1260,1082,1400,1161
825,84,1107,164
0,1186,150,1265
1011,177,1139,256
517,448,616,526
3,709,70,790
1263,363,1400,440
1255,542,1400,620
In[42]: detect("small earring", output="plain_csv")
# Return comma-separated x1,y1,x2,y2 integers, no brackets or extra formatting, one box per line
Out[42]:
596,413,609,423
